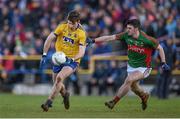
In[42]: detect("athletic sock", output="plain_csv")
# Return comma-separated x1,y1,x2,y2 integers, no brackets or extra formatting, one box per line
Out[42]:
113,96,120,104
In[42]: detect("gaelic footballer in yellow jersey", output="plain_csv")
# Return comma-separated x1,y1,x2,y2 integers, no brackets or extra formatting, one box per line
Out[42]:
54,22,86,63
40,10,86,112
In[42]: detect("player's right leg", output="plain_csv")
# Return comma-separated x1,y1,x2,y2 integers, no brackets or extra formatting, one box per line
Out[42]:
105,71,144,109
131,82,149,110
41,78,63,112
56,66,76,110
41,99,52,112
140,92,149,110
130,68,152,110
52,72,69,106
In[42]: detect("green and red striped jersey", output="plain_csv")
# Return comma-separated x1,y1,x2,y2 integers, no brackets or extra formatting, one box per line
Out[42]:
116,31,159,68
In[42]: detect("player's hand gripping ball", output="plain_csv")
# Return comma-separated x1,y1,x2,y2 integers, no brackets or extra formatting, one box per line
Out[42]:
52,51,66,65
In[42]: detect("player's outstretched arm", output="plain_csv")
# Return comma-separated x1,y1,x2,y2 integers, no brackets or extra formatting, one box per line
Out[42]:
86,35,116,46
94,35,116,43
156,44,170,71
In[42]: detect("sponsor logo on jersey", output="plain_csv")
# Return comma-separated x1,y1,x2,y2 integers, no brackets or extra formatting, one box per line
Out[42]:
128,45,145,54
63,36,74,44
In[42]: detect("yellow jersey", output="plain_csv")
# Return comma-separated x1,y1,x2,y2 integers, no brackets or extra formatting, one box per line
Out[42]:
54,23,86,63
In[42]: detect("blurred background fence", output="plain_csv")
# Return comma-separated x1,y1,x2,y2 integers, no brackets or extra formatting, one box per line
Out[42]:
1,55,180,97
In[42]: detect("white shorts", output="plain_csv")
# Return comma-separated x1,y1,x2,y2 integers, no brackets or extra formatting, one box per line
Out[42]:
127,64,152,78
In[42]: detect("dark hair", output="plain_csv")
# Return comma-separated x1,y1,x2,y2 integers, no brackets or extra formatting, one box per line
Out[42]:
125,19,141,29
67,10,80,23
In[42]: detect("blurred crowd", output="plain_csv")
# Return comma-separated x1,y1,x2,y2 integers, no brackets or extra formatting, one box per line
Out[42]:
0,0,180,97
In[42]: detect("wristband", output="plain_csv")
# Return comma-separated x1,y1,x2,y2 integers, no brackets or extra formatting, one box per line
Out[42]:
161,62,166,65
72,58,75,61
43,52,47,56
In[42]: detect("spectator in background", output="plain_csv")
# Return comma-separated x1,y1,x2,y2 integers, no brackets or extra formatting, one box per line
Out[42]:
169,78,180,96
25,48,39,84
87,19,101,38
12,46,26,83
64,71,81,95
1,48,14,85
34,38,44,54
105,60,119,95
0,70,13,92
154,38,177,99
2,48,14,72
143,19,155,37
173,18,180,70
173,18,180,47
93,42,112,55
165,9,177,37
86,62,107,95
156,18,168,42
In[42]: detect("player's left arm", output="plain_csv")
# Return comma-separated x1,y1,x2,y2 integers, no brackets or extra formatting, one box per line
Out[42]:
156,44,166,63
144,32,166,63
146,32,170,71
149,36,166,63
156,44,170,71
74,45,86,61
74,31,86,61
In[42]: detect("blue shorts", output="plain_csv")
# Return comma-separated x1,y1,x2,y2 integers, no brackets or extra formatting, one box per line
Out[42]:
53,62,79,73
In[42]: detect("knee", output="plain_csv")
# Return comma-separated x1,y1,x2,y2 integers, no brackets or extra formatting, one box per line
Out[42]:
56,74,64,81
131,84,137,91
54,78,64,88
125,76,133,85
131,82,136,89
55,75,64,86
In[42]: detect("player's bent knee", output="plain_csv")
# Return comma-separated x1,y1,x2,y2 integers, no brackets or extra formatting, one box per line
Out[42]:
131,82,136,88
125,77,133,85
131,85,138,92
56,74,64,81
58,82,64,87
55,78,63,85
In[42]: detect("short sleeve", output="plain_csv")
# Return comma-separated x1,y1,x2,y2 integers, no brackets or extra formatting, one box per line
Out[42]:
115,32,126,41
79,31,86,46
141,31,159,49
54,23,66,35
149,37,159,49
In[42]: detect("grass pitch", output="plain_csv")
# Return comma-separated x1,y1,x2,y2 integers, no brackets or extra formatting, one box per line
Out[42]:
0,93,180,118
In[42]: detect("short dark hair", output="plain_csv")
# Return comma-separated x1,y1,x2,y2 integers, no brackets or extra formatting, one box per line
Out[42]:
125,19,141,29
67,10,80,23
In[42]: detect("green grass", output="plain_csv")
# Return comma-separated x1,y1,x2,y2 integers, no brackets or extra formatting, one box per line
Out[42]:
0,93,180,118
